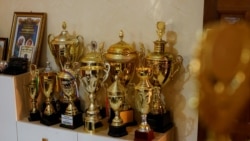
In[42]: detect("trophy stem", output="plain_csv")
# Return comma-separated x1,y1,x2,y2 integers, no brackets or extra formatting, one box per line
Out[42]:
31,100,38,113
44,97,55,116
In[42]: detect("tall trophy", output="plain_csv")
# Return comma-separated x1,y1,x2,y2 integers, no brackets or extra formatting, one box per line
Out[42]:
40,61,59,126
27,64,40,121
107,76,128,137
145,21,183,133
78,41,110,132
58,62,83,129
48,21,84,115
134,67,154,141
105,30,138,126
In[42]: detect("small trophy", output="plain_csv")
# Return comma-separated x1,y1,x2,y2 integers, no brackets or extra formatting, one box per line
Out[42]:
40,62,60,126
58,62,83,129
107,75,128,137
134,67,154,141
28,64,40,121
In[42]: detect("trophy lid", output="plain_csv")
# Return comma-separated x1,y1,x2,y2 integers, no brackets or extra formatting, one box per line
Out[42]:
105,30,137,62
80,41,104,64
50,22,77,45
107,75,125,95
58,62,76,79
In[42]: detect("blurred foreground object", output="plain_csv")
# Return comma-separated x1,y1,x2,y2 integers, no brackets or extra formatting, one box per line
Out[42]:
193,22,250,141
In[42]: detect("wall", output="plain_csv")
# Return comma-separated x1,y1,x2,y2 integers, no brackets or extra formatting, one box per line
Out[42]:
0,0,204,141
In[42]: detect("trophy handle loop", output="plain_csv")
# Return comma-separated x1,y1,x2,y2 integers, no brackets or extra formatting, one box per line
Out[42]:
102,62,110,86
169,55,183,81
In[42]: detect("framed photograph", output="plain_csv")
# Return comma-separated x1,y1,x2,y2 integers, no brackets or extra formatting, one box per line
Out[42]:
0,38,8,60
7,12,46,65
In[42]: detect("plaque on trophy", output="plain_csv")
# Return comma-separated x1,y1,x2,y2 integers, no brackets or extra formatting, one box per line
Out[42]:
58,63,83,129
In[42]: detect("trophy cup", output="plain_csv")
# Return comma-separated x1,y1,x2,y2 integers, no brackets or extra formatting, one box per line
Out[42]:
107,75,128,137
79,41,110,132
40,62,60,126
27,64,40,121
48,21,84,115
105,30,138,126
145,21,183,133
58,62,83,129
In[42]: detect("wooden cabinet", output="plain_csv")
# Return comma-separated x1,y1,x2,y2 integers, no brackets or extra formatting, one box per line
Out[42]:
0,73,173,141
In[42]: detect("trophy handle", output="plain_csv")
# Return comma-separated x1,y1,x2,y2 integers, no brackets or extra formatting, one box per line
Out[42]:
48,34,55,56
169,55,183,81
102,62,110,85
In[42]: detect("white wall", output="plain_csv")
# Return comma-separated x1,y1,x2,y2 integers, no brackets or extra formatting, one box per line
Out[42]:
0,0,204,141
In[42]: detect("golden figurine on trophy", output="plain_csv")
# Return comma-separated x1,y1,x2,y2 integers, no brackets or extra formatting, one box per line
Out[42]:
27,64,40,121
145,21,183,133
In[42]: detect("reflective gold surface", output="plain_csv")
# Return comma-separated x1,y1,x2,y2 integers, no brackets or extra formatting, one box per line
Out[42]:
108,76,125,127
78,41,110,132
48,21,84,71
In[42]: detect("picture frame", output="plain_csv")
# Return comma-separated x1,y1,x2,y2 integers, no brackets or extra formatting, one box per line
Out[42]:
0,38,8,60
7,12,47,65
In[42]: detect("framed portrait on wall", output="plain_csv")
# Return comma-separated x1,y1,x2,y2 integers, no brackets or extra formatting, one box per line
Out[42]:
0,38,8,60
7,12,46,65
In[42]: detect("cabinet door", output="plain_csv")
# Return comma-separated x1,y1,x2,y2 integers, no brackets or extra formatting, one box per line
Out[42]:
0,75,18,141
17,121,77,141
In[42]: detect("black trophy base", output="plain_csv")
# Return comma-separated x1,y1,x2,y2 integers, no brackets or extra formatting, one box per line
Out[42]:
109,108,137,127
40,113,60,126
108,124,128,137
84,121,103,131
147,111,174,133
28,112,41,121
134,129,154,141
60,113,83,129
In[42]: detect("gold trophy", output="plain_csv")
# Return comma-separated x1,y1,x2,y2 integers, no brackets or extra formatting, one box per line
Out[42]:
105,30,138,126
48,21,84,116
48,21,84,71
40,61,59,126
134,67,154,141
79,41,110,132
145,21,183,133
107,75,128,137
27,64,40,121
58,62,83,129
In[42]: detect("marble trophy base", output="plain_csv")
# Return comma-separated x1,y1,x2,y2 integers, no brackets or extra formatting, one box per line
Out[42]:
147,111,174,133
28,112,41,121
60,112,83,129
134,129,154,141
108,124,128,137
40,113,60,126
109,108,137,126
